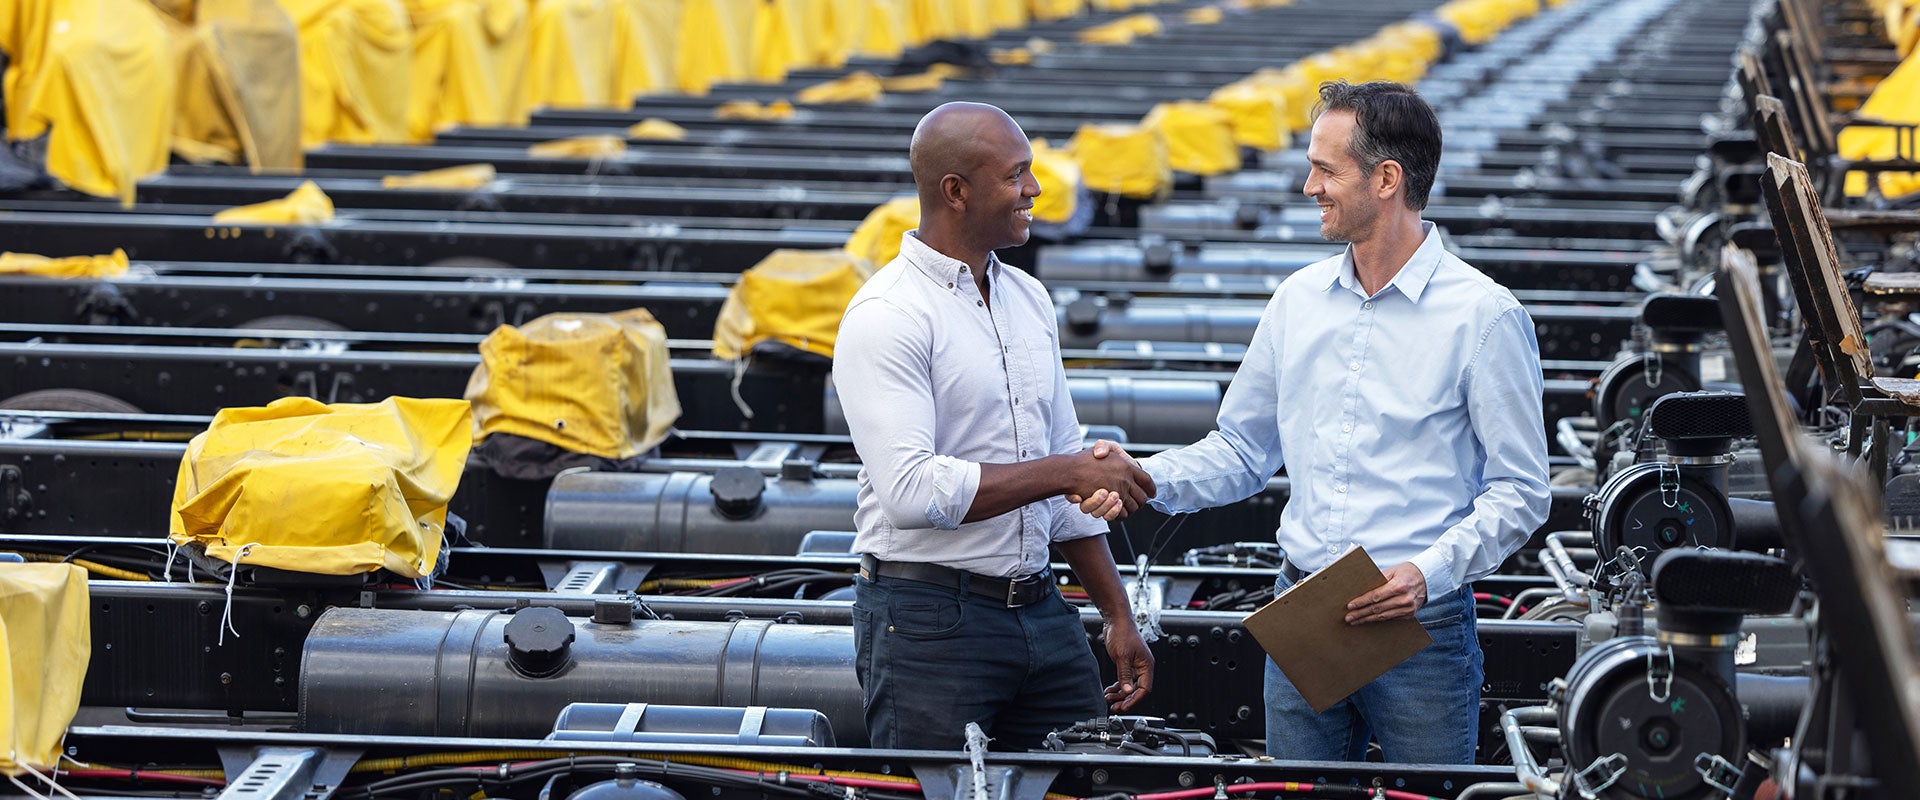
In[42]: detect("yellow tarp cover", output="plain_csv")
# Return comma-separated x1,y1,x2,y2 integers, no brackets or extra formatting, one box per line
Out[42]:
987,0,1025,31
212,179,336,224
1840,50,1920,199
797,71,883,104
0,248,129,278
404,0,531,141
2,0,176,203
528,134,626,158
749,0,799,83
627,118,688,140
1875,0,1920,55
610,0,680,100
854,0,905,59
880,64,959,93
1208,80,1288,151
1068,122,1170,199
713,249,874,360
1030,138,1081,224
280,0,412,147
0,564,89,778
522,0,616,109
846,196,918,267
1078,13,1161,45
169,396,473,578
905,0,957,44
715,99,795,120
1029,0,1083,21
673,0,755,95
381,162,497,189
1143,101,1241,176
950,0,992,39
815,0,868,65
991,46,1033,65
1435,0,1538,45
1183,5,1221,24
468,309,681,459
160,0,303,170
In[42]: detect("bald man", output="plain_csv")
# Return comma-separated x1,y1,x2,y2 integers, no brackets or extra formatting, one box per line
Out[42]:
833,102,1157,751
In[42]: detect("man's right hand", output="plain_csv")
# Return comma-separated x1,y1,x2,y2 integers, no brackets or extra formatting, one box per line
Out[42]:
1067,440,1150,520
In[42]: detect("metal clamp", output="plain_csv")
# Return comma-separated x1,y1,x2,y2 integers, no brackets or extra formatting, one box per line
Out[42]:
1643,350,1664,389
1647,644,1674,703
1571,753,1629,800
1658,464,1680,509
1693,753,1741,794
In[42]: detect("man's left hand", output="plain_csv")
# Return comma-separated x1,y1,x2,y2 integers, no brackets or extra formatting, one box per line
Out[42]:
1345,563,1426,625
1101,621,1155,712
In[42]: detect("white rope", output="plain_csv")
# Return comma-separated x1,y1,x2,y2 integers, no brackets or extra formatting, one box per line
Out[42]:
160,543,178,584
8,753,85,800
218,543,258,646
728,357,756,420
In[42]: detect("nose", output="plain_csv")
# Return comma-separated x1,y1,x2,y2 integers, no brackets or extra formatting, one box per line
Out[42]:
1024,171,1042,198
1303,171,1320,199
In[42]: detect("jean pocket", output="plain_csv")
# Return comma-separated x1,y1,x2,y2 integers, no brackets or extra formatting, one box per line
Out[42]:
1418,611,1464,630
887,592,966,639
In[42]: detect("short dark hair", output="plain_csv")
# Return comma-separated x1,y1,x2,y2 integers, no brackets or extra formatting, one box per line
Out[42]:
1311,80,1441,211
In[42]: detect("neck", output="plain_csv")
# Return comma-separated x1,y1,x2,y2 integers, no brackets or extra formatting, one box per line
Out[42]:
1349,214,1425,296
915,221,992,294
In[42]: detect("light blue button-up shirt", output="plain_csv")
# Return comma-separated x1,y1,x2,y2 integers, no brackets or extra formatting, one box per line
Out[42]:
1140,223,1551,601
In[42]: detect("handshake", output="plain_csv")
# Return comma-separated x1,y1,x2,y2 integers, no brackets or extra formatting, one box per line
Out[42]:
1064,439,1154,521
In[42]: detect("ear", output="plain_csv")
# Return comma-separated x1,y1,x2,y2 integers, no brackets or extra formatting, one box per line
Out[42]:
939,173,969,212
1374,159,1404,202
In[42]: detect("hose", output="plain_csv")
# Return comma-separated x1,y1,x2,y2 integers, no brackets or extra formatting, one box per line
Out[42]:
11,552,151,581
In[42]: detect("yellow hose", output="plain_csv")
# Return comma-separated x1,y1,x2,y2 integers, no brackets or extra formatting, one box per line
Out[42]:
70,761,225,780
634,578,736,593
12,552,151,581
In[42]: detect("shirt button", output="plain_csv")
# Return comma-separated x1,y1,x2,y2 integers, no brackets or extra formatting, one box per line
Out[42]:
1020,449,1028,457
1350,362,1360,371
1328,545,1339,554
977,300,984,307
1341,424,1352,433
1363,302,1372,310
1336,484,1347,493
947,282,955,289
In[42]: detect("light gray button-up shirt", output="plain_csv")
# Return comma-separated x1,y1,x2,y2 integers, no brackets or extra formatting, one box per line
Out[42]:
1140,223,1552,601
834,231,1105,578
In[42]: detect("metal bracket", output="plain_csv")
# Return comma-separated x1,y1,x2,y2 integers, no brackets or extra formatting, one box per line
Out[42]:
1647,644,1674,703
1571,752,1629,800
910,764,1060,800
1658,463,1680,509
1693,753,1742,794
1643,349,1664,389
1126,555,1166,643
0,464,32,523
214,746,361,800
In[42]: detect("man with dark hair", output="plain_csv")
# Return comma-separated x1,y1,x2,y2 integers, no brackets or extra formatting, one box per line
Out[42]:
1082,80,1550,762
834,101,1157,752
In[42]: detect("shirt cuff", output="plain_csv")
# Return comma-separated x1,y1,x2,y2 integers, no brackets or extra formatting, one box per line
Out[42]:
1407,547,1455,604
925,456,982,530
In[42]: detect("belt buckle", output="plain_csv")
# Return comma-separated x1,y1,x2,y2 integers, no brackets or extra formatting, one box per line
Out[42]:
1006,573,1045,608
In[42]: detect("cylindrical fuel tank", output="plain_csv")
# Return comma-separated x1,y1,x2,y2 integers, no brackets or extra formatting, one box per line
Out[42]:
1036,242,1331,282
826,376,1222,445
299,607,866,745
1057,299,1264,349
545,469,857,554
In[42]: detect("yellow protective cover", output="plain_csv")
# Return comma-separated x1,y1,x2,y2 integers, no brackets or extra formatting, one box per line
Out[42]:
845,196,918,267
1068,122,1171,199
528,134,626,158
2,0,176,204
627,119,688,140
212,179,336,224
1030,138,1080,224
161,0,304,170
987,0,1025,31
1184,5,1222,23
950,0,991,39
168,396,473,578
0,564,89,778
0,249,129,278
610,0,680,101
1078,13,1160,44
1840,50,1920,199
1208,80,1288,151
468,309,681,459
879,64,957,93
712,249,875,360
714,99,794,120
748,0,797,83
673,0,755,95
522,0,615,109
280,0,412,147
797,71,883,104
404,0,531,140
855,0,905,58
1436,0,1538,45
1029,0,1083,21
381,163,497,189
1143,101,1241,175
905,0,956,44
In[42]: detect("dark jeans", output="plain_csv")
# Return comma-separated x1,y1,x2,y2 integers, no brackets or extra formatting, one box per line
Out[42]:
1263,573,1483,763
852,572,1106,751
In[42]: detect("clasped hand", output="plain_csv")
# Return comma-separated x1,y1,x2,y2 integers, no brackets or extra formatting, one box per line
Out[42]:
1064,439,1153,520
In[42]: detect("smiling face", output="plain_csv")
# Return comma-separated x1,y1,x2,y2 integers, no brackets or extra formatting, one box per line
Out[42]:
961,117,1042,251
1303,109,1380,244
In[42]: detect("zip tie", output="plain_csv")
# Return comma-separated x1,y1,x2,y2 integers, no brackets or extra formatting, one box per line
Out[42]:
728,357,756,420
218,543,258,646
162,542,179,584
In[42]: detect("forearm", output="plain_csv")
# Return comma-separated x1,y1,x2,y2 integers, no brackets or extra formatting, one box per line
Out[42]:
1055,534,1137,630
964,456,1073,523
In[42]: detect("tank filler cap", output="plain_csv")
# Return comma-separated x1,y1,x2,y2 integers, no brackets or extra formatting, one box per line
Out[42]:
710,467,766,520
504,607,575,677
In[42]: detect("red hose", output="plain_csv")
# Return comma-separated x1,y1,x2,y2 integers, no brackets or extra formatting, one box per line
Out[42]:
723,768,922,792
1111,782,1446,800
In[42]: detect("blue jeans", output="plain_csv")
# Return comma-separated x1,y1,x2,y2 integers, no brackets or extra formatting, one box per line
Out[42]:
852,572,1106,751
1263,573,1483,763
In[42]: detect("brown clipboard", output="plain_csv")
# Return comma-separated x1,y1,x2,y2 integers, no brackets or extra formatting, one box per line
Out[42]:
1241,546,1433,713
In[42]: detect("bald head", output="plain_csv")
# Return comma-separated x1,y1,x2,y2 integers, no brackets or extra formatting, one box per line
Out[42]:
910,102,1028,194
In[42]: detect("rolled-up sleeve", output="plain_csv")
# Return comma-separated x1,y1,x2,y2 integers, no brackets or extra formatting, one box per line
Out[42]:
834,298,980,530
1409,305,1552,601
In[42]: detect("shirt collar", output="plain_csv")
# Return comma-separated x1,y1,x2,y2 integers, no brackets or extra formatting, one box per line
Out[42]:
1324,221,1445,303
900,230,997,286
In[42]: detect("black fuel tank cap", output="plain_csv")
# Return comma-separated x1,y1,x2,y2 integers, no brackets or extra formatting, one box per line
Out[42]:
504,607,575,677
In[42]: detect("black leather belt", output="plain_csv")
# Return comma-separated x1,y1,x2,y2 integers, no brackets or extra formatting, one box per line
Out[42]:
1279,559,1308,584
859,554,1053,608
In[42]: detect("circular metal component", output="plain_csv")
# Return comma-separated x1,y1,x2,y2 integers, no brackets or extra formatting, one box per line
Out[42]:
1560,637,1744,800
1591,463,1734,565
708,467,767,521
1665,454,1736,467
1647,342,1706,354
504,607,576,678
1655,631,1739,649
1592,358,1701,431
